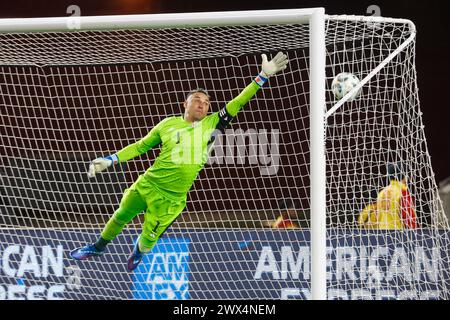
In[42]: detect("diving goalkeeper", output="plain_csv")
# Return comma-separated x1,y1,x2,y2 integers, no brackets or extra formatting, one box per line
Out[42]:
70,52,289,271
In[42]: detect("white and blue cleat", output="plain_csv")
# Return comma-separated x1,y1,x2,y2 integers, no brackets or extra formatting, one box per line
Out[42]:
69,243,105,261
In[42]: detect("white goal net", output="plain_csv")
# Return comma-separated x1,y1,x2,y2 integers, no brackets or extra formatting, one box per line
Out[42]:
0,11,448,300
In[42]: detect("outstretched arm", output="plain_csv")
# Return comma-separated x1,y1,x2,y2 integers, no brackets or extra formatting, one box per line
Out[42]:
87,122,163,178
225,52,289,117
116,128,162,163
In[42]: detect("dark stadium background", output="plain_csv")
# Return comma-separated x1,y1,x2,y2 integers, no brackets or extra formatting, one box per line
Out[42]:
0,0,448,184
0,0,448,229
0,2,447,305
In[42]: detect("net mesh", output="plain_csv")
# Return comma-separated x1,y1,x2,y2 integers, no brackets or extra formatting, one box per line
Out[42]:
0,16,448,300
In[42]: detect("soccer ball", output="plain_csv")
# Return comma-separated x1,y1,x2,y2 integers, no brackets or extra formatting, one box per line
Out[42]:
331,72,361,101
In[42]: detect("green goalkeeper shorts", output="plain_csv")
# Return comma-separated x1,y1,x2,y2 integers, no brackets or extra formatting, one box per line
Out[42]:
101,174,186,249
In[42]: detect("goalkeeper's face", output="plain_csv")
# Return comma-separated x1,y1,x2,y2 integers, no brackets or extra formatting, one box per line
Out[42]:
183,92,210,122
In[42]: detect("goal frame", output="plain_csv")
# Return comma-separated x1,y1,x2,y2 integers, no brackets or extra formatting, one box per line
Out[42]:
0,8,419,300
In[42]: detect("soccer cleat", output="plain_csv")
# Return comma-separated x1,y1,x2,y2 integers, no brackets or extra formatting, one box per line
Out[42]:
69,243,105,261
127,238,145,271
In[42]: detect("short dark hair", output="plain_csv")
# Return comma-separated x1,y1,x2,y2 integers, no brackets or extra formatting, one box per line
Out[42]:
185,88,210,101
387,162,407,181
278,198,296,210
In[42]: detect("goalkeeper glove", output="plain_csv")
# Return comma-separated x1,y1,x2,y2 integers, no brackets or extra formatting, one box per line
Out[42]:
87,154,118,178
255,52,289,87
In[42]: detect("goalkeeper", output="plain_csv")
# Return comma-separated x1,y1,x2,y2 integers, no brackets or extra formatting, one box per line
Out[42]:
70,52,289,271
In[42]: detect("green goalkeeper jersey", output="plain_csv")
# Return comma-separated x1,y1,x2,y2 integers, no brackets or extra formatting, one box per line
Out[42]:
115,81,260,200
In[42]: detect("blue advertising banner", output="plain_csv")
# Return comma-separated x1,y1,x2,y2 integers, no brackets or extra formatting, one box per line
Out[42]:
131,237,190,300
0,229,448,300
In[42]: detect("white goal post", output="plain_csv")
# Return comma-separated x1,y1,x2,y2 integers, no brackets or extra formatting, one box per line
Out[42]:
0,9,448,300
